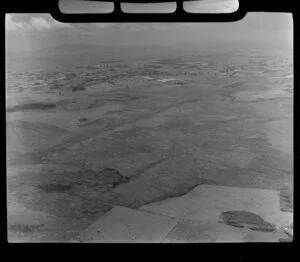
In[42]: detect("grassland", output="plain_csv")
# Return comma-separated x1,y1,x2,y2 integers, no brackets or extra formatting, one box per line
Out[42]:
6,48,293,242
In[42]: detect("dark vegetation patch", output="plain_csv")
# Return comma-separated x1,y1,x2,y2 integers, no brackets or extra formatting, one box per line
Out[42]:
144,64,162,69
65,72,77,80
72,84,86,92
9,120,71,134
279,186,293,212
156,59,184,65
78,118,107,127
49,83,60,90
64,100,98,111
9,224,45,233
280,227,294,242
37,183,75,193
219,211,276,232
96,93,140,102
162,117,193,131
164,80,184,85
7,151,43,166
100,60,121,64
37,168,130,195
223,81,246,89
139,183,201,207
284,228,293,237
78,117,89,123
284,88,293,94
279,238,292,242
200,178,221,185
99,168,130,188
6,103,56,113
81,209,99,216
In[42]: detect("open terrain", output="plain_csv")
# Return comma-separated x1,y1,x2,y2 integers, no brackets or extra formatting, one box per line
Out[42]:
6,46,293,242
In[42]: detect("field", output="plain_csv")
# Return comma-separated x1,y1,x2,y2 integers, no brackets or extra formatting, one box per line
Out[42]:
6,46,293,242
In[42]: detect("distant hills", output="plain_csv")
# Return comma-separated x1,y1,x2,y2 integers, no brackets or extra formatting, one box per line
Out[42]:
6,43,291,65
6,44,206,63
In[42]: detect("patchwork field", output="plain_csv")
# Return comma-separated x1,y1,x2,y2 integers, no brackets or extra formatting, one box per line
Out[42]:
6,47,293,242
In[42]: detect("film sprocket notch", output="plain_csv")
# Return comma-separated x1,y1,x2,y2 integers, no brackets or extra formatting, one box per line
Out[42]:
3,1,297,23
53,0,247,23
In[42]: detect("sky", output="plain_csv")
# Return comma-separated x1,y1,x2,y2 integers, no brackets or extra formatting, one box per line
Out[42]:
5,12,293,53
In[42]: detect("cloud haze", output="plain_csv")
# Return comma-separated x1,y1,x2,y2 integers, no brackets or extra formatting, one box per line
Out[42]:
6,14,28,31
5,13,293,53
30,17,53,31
6,14,72,33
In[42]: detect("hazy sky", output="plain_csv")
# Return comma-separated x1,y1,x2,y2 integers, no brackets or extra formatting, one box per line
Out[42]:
5,12,293,53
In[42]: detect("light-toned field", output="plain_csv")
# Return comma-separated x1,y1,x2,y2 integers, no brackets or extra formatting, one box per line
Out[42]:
6,50,293,242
